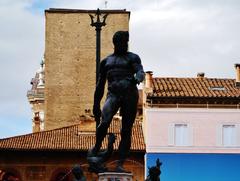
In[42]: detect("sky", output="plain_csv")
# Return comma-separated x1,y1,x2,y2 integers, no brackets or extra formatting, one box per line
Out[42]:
0,0,240,138
147,153,240,181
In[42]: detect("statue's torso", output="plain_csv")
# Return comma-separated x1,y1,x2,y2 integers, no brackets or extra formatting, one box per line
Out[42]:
104,53,135,83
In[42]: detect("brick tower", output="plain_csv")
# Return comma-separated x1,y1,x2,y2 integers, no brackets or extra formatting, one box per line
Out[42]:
44,9,130,130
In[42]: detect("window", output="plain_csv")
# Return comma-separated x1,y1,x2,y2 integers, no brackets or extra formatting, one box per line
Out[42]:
175,124,188,146
222,125,236,146
26,166,46,180
209,86,226,91
1,169,22,181
39,111,44,131
54,172,69,181
40,122,44,131
51,170,70,181
39,111,44,121
168,123,192,146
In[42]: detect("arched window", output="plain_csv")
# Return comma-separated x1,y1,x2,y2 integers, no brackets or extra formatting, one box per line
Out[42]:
0,169,21,181
54,172,69,181
50,168,71,181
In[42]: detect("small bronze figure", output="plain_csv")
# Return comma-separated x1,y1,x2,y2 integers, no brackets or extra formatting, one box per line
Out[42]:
88,31,145,173
145,159,162,181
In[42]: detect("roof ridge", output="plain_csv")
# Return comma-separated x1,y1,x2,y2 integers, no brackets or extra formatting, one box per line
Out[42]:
153,77,235,80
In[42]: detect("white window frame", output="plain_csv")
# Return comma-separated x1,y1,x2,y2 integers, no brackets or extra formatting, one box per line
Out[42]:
216,123,239,147
175,123,188,146
222,124,237,147
168,123,193,146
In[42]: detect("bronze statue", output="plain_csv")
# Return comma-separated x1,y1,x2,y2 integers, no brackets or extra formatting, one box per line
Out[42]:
145,159,162,181
88,31,145,173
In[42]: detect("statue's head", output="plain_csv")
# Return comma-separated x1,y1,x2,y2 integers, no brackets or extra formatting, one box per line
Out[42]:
112,31,129,55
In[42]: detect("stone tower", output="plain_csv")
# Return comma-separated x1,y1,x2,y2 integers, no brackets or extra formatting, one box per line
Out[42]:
44,9,130,130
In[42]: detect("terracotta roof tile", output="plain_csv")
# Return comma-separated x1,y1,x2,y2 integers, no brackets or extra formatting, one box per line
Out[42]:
0,119,145,152
148,77,240,100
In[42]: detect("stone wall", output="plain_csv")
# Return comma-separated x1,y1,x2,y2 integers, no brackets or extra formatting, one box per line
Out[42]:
44,9,130,130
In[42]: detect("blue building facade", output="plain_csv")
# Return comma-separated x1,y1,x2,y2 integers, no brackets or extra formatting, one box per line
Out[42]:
146,153,240,181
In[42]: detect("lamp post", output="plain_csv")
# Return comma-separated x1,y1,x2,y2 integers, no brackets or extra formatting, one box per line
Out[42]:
89,9,108,85
89,9,108,129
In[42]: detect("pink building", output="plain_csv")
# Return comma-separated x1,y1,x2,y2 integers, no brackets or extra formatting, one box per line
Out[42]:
145,108,240,154
143,65,240,180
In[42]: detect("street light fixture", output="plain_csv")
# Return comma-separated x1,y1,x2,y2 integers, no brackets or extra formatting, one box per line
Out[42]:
89,9,108,85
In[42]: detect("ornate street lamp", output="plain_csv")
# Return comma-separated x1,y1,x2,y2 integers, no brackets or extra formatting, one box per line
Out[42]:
89,9,108,84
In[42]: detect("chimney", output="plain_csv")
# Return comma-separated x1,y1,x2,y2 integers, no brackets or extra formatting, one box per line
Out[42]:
145,71,153,89
235,64,240,87
197,72,205,78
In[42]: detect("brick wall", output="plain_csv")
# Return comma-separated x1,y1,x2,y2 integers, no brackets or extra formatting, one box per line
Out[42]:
44,9,129,130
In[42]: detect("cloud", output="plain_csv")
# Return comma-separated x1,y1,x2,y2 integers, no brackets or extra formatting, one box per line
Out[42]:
0,0,44,137
129,0,240,78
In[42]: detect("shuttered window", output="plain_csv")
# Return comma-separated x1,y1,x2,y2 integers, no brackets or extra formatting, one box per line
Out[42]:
222,125,236,146
175,124,188,146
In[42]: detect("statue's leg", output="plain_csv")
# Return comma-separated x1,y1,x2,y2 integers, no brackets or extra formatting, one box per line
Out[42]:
93,94,120,153
117,90,138,170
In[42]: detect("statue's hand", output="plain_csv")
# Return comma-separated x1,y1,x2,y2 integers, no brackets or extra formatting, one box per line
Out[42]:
131,77,139,85
93,104,101,118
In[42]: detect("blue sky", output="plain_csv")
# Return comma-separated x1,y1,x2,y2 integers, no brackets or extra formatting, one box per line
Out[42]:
28,0,54,13
147,153,240,181
0,0,240,138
